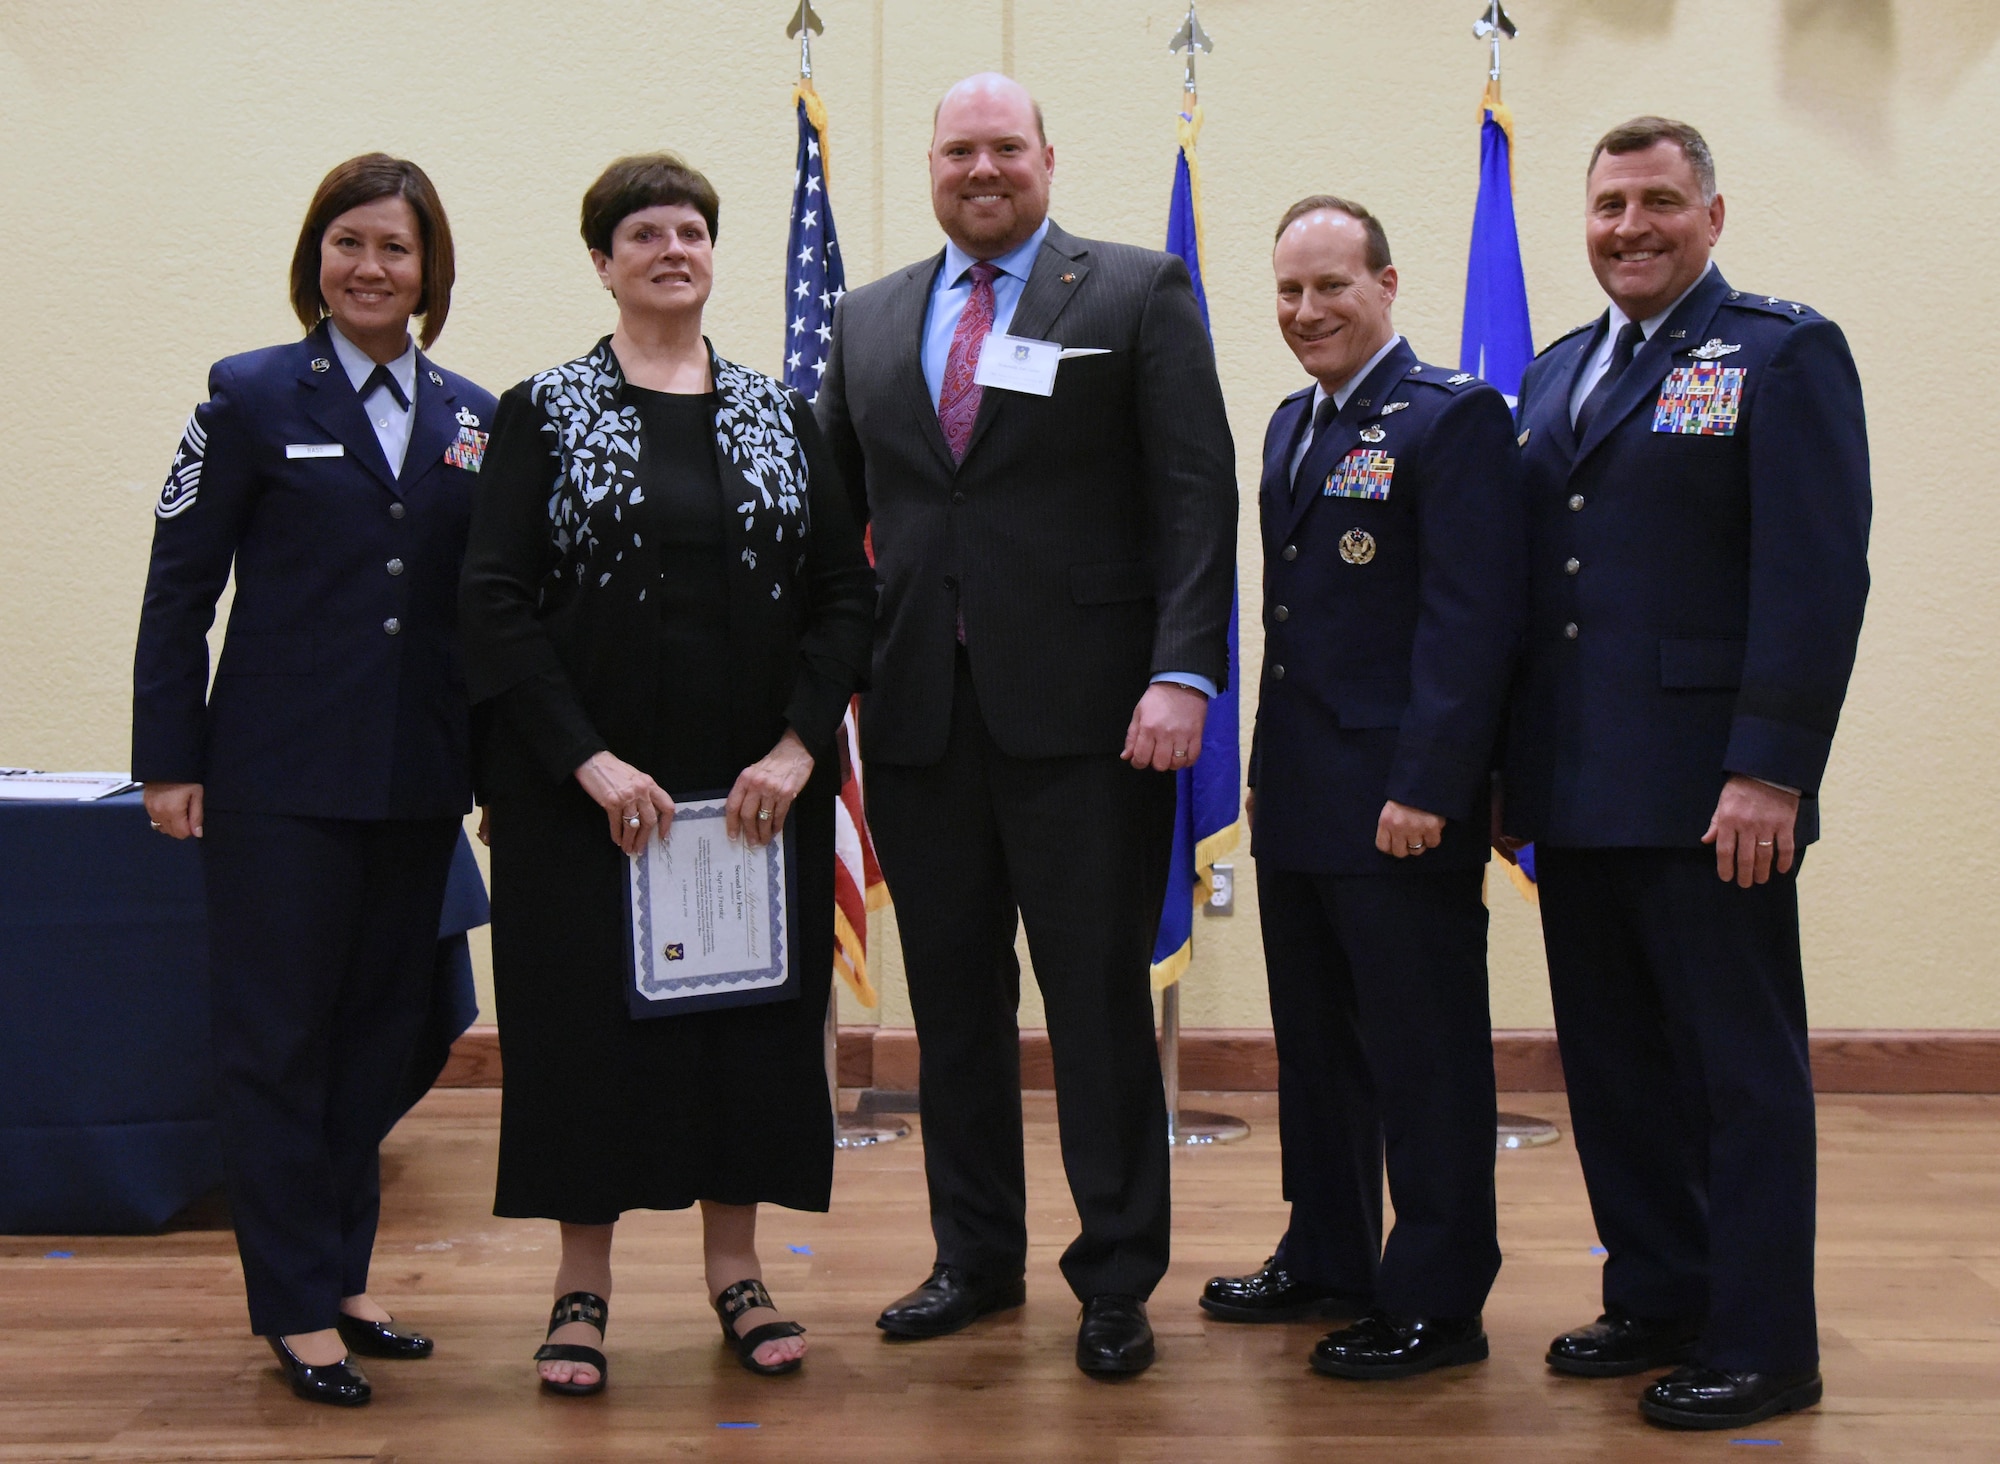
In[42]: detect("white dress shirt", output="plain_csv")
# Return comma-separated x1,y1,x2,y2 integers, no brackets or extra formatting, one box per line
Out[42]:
328,321,418,477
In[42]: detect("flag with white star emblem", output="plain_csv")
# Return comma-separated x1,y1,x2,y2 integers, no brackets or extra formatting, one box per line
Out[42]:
786,79,884,1008
783,82,844,405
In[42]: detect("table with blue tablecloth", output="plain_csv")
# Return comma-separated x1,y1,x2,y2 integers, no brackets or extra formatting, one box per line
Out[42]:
0,792,486,1234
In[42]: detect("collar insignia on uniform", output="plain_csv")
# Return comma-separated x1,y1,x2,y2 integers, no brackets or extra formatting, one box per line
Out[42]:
1518,428,1531,447
456,406,481,427
1378,401,1409,416
1685,338,1742,360
1355,398,1371,410
1668,329,1688,339
428,369,445,387
1359,424,1386,444
1338,527,1377,565
310,357,330,373
1446,371,1474,385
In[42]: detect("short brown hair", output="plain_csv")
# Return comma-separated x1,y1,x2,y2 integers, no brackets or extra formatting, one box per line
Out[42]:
581,153,721,255
289,153,455,348
1589,116,1717,202
1273,195,1392,272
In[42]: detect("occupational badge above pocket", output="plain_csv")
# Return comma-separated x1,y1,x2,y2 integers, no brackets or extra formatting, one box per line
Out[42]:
1324,448,1395,500
444,425,490,472
1652,363,1745,436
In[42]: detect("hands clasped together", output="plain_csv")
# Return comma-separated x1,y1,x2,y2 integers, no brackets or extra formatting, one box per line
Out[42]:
572,730,816,855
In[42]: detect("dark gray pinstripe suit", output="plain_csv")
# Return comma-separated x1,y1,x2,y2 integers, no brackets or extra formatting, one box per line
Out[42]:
817,221,1236,1300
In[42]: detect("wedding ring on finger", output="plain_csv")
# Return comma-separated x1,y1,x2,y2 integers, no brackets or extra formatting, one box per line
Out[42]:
757,808,773,822
1756,839,1775,846
1408,841,1426,852
624,815,642,829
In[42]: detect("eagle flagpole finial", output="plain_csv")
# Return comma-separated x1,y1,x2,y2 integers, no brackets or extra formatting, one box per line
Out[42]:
786,0,824,80
1168,4,1214,102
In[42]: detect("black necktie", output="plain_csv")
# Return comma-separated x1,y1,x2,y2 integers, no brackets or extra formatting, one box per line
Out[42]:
1574,320,1645,440
362,363,411,412
1292,393,1341,497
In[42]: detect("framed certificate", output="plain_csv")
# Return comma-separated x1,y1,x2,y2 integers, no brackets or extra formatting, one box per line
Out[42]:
625,793,800,1019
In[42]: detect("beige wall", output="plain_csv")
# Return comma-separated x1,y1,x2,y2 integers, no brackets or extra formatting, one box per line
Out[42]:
4,2,1995,1032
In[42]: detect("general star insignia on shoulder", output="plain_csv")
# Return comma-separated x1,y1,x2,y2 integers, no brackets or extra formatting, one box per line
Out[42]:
1686,338,1743,360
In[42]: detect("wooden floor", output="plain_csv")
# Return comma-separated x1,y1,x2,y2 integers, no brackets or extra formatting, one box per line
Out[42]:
4,1091,1997,1463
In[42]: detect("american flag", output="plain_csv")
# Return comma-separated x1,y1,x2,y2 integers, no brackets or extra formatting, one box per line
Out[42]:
784,87,844,404
785,83,884,1007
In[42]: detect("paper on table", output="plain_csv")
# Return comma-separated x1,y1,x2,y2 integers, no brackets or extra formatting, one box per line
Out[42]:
626,796,796,1017
0,770,140,802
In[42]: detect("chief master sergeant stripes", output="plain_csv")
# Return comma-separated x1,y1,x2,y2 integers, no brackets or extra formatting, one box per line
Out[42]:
1501,116,1871,1432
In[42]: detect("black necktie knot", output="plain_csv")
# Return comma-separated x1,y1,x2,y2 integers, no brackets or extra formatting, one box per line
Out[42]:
362,363,410,412
1312,393,1340,434
1575,319,1646,439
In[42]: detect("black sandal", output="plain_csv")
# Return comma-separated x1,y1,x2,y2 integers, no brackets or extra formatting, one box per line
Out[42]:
714,1278,806,1376
533,1291,608,1396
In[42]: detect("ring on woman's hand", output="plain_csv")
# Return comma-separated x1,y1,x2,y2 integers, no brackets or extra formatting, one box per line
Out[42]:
624,815,642,829
1172,748,1187,760
757,808,773,821
149,821,164,830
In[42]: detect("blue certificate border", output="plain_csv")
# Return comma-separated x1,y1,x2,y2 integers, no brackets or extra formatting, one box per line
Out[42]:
624,793,800,1020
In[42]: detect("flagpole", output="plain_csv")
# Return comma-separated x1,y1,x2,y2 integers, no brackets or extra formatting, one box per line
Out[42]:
783,0,906,1148
1466,0,1559,1153
1160,3,1246,1148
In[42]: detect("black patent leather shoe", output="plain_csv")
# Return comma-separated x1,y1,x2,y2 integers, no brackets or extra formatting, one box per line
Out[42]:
876,1265,1027,1339
1076,1295,1154,1377
1310,1312,1488,1380
1639,1365,1823,1430
335,1312,435,1359
267,1335,371,1406
1200,1256,1366,1324
1546,1311,1702,1377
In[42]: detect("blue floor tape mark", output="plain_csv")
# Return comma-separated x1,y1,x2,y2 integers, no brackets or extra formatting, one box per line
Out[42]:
44,1251,74,1259
1589,1246,1607,1256
1730,1440,1782,1447
718,1421,761,1429
787,1244,812,1254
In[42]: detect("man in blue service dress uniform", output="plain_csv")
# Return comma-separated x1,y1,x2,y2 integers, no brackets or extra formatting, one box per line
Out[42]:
1503,118,1870,1430
1200,196,1525,1380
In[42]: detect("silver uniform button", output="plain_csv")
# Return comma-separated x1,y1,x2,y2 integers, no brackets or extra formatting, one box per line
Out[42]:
1281,544,1298,562
1565,558,1581,575
1271,664,1286,680
389,502,406,519
387,558,405,576
383,617,401,636
1563,622,1579,640
1274,605,1290,622
1568,494,1586,512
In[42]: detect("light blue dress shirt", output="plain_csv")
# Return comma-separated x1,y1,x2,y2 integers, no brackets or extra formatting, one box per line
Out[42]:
1287,333,1406,483
921,218,1052,406
328,321,418,477
1567,261,1713,427
921,218,1213,700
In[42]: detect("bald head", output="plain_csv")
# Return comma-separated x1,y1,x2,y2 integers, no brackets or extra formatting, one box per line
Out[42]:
930,72,1055,258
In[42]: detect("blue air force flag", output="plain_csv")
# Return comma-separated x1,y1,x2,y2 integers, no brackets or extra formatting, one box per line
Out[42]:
1458,83,1533,406
1152,105,1243,988
783,85,844,403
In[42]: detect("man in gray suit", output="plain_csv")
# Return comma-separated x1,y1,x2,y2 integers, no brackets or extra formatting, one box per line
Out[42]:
817,73,1236,1377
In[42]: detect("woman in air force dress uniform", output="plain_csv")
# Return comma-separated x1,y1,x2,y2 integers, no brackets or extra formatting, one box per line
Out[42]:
132,153,495,1407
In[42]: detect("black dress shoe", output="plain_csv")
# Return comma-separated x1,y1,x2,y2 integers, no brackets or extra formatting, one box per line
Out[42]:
1546,1311,1701,1377
267,1336,371,1406
335,1312,435,1359
876,1265,1026,1339
1200,1256,1366,1324
1310,1312,1489,1380
1076,1295,1154,1377
1639,1365,1823,1430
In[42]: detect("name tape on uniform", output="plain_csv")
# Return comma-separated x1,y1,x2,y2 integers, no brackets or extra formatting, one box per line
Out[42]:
285,443,345,459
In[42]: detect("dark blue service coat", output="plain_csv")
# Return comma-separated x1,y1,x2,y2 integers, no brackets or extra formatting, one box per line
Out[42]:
1249,340,1527,873
132,322,496,819
1502,269,1872,848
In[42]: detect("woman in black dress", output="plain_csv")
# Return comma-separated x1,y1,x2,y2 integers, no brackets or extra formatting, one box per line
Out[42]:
459,154,872,1391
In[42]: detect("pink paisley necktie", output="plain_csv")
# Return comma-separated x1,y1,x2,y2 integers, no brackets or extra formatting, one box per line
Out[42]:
937,260,1000,462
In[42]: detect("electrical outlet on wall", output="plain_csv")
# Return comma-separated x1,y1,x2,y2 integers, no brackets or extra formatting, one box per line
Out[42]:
1205,863,1234,916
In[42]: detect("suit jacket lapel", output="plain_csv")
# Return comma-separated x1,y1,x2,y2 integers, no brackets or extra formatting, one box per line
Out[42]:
401,354,459,490
960,224,1090,466
296,325,398,491
1549,317,1605,460
893,251,956,476
1573,269,1734,468
1261,393,1312,549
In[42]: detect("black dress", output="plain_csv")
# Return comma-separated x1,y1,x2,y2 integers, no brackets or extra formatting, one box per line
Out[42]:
463,372,873,1224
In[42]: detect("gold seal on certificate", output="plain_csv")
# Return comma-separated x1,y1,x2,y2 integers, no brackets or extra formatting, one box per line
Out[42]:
626,795,799,1018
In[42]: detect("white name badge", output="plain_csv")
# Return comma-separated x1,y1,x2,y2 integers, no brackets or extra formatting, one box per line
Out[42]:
286,443,345,459
974,332,1062,396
